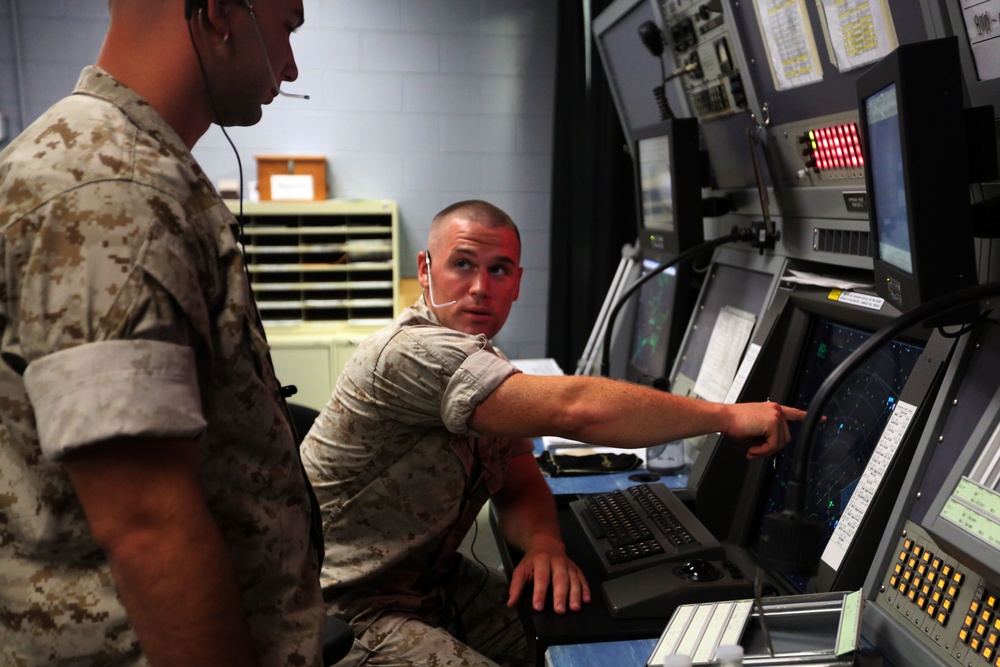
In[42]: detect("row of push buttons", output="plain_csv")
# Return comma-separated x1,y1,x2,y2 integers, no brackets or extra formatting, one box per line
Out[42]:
960,589,1000,664
890,538,963,628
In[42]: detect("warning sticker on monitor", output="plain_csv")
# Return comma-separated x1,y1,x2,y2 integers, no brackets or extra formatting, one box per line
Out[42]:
828,289,885,311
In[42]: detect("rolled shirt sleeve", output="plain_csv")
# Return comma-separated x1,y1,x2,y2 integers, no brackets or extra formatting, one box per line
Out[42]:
24,339,206,460
441,348,521,436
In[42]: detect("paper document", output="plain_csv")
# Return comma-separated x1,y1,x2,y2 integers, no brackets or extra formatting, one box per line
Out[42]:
694,306,756,403
782,269,873,290
961,0,1000,81
754,0,824,90
511,358,564,376
724,343,761,404
541,436,645,463
817,0,897,73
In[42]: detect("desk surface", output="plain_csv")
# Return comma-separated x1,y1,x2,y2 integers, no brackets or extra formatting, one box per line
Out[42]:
545,638,657,667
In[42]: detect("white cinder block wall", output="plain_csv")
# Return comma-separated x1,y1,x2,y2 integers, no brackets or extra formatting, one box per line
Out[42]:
0,0,557,358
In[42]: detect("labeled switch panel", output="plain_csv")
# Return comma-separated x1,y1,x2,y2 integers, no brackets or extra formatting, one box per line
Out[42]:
658,0,749,122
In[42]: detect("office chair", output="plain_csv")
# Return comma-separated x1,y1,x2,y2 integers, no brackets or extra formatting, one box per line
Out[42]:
286,402,356,665
288,402,321,445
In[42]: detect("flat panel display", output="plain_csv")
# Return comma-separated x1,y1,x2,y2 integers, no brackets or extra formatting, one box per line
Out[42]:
863,83,911,274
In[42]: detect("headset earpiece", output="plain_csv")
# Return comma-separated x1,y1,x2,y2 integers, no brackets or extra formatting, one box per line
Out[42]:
184,0,208,21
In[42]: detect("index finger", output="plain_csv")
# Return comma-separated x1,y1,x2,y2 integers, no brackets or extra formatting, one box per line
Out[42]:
782,406,808,422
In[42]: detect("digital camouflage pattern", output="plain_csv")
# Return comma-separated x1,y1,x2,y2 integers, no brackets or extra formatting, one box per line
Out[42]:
0,67,324,666
300,298,533,666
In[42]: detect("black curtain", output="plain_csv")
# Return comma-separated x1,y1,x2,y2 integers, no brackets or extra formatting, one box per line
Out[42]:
546,0,637,374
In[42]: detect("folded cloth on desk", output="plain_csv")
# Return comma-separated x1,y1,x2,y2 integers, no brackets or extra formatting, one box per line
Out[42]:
536,450,642,477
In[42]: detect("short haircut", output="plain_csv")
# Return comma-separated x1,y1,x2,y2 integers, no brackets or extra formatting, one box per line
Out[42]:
430,200,521,245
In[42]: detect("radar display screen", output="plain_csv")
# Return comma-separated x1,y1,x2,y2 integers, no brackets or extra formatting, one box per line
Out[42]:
753,318,924,590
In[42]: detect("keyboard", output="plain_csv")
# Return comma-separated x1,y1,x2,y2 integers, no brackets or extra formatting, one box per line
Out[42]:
569,483,725,579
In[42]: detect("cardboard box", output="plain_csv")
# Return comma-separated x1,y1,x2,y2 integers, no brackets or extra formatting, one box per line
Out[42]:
256,155,327,201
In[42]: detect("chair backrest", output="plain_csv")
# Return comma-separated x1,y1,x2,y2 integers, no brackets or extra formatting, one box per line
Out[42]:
287,403,320,446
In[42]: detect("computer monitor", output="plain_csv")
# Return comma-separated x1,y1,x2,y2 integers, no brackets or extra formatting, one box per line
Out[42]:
722,286,951,595
857,37,978,324
663,248,786,528
751,317,924,592
632,118,704,256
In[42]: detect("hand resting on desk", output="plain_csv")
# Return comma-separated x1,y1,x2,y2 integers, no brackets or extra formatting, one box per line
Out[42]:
506,535,591,614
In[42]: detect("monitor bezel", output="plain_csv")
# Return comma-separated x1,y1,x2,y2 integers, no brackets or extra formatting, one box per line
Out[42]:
719,285,941,595
856,36,978,322
631,117,705,256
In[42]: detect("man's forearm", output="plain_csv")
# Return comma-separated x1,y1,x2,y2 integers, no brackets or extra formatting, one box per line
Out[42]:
492,453,564,554
106,506,261,667
64,437,260,667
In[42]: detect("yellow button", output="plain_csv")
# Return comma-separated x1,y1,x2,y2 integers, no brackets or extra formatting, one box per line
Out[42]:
914,545,922,556
961,628,970,642
950,586,959,597
923,551,932,562
943,565,953,577
939,612,948,624
955,572,965,584
895,563,903,574
928,572,936,583
979,623,988,635
933,557,942,569
973,637,981,651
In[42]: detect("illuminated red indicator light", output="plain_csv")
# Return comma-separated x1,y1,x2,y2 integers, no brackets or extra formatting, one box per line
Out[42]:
804,122,864,171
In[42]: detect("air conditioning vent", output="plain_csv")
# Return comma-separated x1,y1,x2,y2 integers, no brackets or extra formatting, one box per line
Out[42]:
812,228,871,257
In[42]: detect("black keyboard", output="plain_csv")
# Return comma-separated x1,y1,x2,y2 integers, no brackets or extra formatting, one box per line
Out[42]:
569,483,724,578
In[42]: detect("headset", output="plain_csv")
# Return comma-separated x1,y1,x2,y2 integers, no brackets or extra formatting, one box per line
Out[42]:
184,0,206,21
424,250,458,308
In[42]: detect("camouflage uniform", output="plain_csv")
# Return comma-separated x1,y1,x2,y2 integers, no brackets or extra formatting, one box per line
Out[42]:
0,67,324,666
301,299,533,667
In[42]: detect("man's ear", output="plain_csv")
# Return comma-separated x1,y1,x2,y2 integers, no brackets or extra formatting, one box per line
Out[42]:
512,266,523,302
417,250,430,290
187,0,230,42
